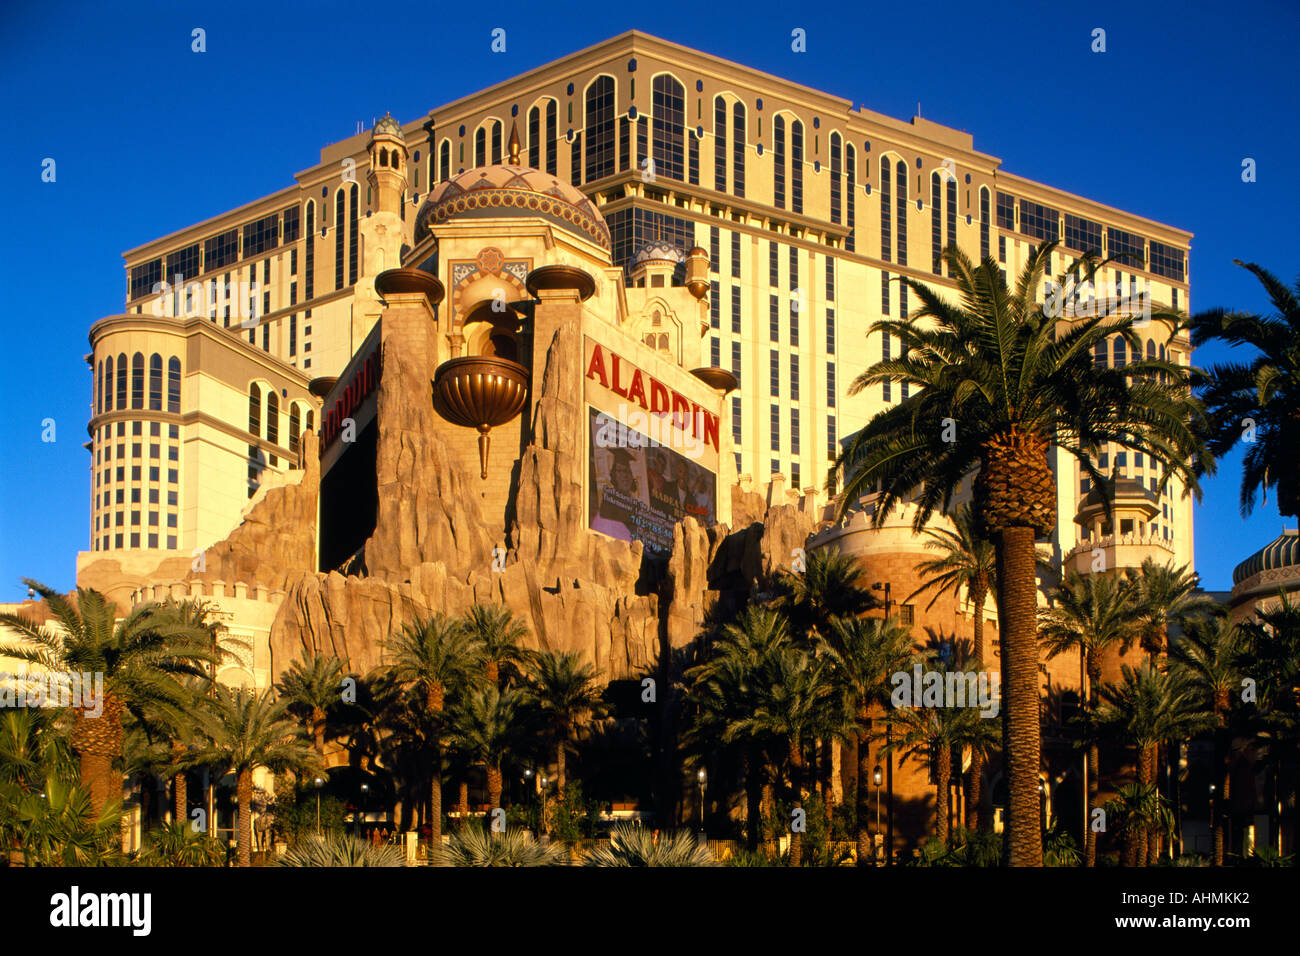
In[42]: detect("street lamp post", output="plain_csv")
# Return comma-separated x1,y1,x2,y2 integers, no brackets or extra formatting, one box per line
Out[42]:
358,783,369,838
314,776,324,834
872,765,883,866
540,775,549,837
697,768,707,838
872,581,895,865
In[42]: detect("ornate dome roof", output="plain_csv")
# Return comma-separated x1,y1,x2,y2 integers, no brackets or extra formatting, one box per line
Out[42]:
414,165,610,250
372,113,404,140
1233,529,1300,585
630,241,686,267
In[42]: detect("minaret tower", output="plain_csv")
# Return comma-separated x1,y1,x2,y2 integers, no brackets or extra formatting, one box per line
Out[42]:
367,113,408,214
354,113,411,343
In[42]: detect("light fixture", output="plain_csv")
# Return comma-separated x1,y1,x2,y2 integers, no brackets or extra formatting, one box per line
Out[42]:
314,776,324,788
873,766,883,788
697,768,707,784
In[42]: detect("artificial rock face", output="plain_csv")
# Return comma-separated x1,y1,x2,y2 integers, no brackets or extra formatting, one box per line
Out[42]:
218,296,818,683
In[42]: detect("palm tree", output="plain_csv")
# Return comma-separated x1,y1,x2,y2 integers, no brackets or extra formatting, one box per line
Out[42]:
449,685,528,813
831,245,1208,863
278,832,407,867
1097,663,1211,864
879,704,996,847
181,686,320,867
1242,592,1300,858
582,824,714,866
1103,782,1173,867
820,615,916,863
723,644,839,866
1039,569,1142,865
773,548,878,647
436,822,566,866
383,614,481,850
1191,261,1300,519
0,707,76,793
522,649,605,797
1169,616,1247,864
461,604,528,688
0,581,218,815
9,775,124,867
276,652,349,756
1124,558,1219,662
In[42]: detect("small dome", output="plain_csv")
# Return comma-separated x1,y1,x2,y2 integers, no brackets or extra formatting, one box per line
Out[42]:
415,164,610,250
1233,529,1300,585
630,241,686,267
372,113,404,140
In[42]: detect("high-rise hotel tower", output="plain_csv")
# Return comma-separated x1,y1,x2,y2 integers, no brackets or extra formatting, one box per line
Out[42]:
79,30,1194,598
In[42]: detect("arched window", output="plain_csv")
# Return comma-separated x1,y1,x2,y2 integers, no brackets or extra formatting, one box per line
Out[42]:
830,133,842,225
773,116,786,209
688,128,699,185
946,176,957,265
266,391,279,446
894,160,908,266
931,172,943,274
732,101,746,198
334,189,346,291
116,353,127,409
1094,340,1108,369
845,142,856,252
528,105,541,168
248,384,261,438
167,357,181,413
391,150,399,171
305,201,315,301
305,409,313,432
379,148,388,168
491,120,502,164
652,74,684,182
789,120,803,213
545,101,558,174
1146,340,1156,360
880,156,892,262
439,139,451,181
349,184,359,286
105,355,114,412
289,403,301,457
1113,337,1127,368
131,352,145,409
96,359,104,415
475,126,486,167
713,96,727,192
149,353,163,410
979,187,991,261
585,76,616,181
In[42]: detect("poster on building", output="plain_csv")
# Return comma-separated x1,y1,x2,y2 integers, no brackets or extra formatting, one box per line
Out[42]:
588,406,716,556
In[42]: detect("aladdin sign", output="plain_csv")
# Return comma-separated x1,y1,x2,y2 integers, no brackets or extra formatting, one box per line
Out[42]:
584,340,721,456
321,348,380,448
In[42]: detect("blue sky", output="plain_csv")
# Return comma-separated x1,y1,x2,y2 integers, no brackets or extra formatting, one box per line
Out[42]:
0,0,1296,599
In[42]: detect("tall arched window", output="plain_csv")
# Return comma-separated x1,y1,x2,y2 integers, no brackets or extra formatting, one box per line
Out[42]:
305,409,314,432
789,119,803,213
545,101,557,174
289,403,301,457
266,391,279,446
585,76,616,181
980,187,991,260
248,384,261,437
830,133,842,225
732,101,746,198
652,74,684,182
894,160,908,266
348,184,359,286
131,352,145,409
149,353,163,410
880,156,892,262
528,106,541,168
946,176,957,265
713,96,727,192
491,120,502,164
116,353,127,409
1113,337,1127,368
96,359,104,415
1146,340,1156,361
334,189,346,291
439,139,451,181
475,126,487,167
931,172,943,274
305,200,315,301
167,357,181,413
845,142,856,252
105,355,114,412
688,128,699,185
1094,340,1108,368
773,116,786,209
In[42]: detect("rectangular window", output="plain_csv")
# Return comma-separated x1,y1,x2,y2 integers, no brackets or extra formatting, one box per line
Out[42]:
770,405,780,451
710,226,720,272
711,336,721,366
165,244,201,284
283,205,300,244
731,341,741,382
827,416,837,460
243,213,280,257
882,270,891,315
769,242,778,286
826,308,835,354
769,295,779,342
996,192,1016,230
1107,227,1146,270
1018,199,1059,241
825,257,834,301
128,258,162,301
999,235,1007,263
789,355,799,400
1063,213,1102,253
788,246,798,290
732,395,742,448
826,363,836,408
882,331,892,402
710,280,720,329
770,350,780,397
790,409,800,455
730,286,741,334
1149,240,1184,281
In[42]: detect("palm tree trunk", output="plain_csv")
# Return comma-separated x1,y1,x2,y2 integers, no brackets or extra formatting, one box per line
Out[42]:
1139,743,1157,867
556,732,567,797
789,738,804,867
171,741,187,825
995,525,1044,866
1085,742,1100,866
1213,732,1228,865
936,747,952,846
487,761,503,812
967,584,987,833
430,745,443,850
81,752,116,815
855,719,872,865
236,768,253,867
312,706,326,756
458,779,470,829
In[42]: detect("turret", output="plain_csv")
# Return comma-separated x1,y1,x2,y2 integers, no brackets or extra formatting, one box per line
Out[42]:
367,113,407,216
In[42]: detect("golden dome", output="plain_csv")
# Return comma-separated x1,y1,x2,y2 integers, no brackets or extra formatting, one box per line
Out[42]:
415,165,610,250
